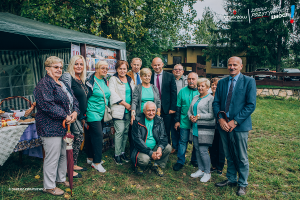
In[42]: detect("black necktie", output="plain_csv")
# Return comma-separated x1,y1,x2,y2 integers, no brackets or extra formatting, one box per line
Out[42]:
225,78,234,113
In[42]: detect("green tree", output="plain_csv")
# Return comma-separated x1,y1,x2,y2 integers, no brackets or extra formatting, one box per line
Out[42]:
1,0,197,67
204,0,299,72
193,7,217,44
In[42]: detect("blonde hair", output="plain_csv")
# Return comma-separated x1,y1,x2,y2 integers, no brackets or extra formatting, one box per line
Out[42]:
44,56,63,68
67,55,87,83
95,60,108,69
131,57,142,65
140,68,152,77
197,78,210,87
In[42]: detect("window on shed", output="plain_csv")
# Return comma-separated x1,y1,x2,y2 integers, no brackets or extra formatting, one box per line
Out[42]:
0,64,36,99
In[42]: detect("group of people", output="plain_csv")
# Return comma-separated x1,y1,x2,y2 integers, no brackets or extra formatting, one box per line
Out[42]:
34,55,256,197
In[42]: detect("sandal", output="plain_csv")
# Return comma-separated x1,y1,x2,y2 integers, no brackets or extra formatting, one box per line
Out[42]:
56,181,70,187
43,187,64,196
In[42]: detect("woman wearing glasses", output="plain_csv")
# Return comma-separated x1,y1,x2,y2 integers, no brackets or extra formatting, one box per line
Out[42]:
109,60,135,165
85,60,111,173
60,55,88,178
34,56,80,196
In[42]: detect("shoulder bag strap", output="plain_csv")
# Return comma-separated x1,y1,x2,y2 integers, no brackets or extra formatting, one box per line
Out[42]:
94,78,107,105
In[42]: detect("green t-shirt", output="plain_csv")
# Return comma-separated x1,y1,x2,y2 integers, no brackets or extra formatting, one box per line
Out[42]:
141,86,154,111
86,77,111,122
145,118,156,150
125,82,131,113
177,86,200,129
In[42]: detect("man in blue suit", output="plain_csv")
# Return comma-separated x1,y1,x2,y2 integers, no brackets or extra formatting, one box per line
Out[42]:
212,56,256,196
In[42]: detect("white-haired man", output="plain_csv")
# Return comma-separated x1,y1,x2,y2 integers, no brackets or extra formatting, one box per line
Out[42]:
130,101,172,177
127,57,142,85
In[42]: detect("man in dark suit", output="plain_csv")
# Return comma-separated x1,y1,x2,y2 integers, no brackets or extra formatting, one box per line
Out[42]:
151,57,177,144
212,56,256,196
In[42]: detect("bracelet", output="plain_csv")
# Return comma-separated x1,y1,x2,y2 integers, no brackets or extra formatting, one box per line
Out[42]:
197,114,201,119
156,112,161,115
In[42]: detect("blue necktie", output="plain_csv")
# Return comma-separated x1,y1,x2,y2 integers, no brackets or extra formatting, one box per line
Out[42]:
225,78,234,113
136,73,141,85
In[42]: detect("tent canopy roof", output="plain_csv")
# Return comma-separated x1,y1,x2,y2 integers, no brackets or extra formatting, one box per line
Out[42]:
0,12,126,50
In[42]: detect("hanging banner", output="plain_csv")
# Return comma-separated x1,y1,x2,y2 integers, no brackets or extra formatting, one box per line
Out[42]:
71,43,80,57
86,45,117,75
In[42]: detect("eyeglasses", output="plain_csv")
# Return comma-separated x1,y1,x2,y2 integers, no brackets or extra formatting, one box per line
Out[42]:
173,69,183,71
51,66,63,70
100,67,109,71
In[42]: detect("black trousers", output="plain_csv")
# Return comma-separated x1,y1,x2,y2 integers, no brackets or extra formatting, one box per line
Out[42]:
161,107,172,144
85,121,103,164
128,124,134,156
209,128,225,171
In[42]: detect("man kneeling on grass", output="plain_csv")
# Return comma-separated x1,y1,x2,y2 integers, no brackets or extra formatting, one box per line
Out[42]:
130,101,172,176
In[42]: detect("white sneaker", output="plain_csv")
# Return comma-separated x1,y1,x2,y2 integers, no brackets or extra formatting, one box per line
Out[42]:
91,163,106,173
87,159,104,165
191,169,204,178
200,173,211,182
87,158,92,165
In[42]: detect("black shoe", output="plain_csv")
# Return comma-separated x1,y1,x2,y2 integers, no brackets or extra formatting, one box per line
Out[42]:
236,186,247,196
135,166,144,175
73,173,82,178
152,165,164,177
114,155,123,165
173,163,184,171
215,180,237,187
74,167,88,171
120,153,130,163
190,161,198,167
216,170,222,176
210,167,217,172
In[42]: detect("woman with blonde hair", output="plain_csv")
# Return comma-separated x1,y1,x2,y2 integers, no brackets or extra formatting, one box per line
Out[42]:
60,55,88,178
188,78,215,183
85,60,111,172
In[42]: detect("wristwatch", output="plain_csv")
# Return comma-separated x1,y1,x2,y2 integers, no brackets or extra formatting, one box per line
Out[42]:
233,119,238,125
131,110,136,116
197,114,201,120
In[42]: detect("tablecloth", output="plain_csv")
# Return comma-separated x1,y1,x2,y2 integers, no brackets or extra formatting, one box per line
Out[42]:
0,125,28,166
13,124,43,159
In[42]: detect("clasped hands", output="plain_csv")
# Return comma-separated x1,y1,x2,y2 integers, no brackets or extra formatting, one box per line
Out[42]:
65,111,78,124
218,118,237,132
151,147,162,160
189,115,197,123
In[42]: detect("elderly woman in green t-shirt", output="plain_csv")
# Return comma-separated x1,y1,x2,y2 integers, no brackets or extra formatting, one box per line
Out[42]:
85,60,111,173
131,68,161,124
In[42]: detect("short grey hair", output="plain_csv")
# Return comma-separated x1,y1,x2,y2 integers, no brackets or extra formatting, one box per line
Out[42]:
173,64,184,70
188,72,198,78
143,101,157,112
228,56,242,65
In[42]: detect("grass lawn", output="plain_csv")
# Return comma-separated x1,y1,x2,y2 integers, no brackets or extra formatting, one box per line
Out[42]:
256,85,300,90
1,97,300,199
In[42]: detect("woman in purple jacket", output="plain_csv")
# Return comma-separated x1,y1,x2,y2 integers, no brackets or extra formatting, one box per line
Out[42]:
34,56,80,196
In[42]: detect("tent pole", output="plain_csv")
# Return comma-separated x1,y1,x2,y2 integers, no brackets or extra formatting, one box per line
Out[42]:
26,36,39,50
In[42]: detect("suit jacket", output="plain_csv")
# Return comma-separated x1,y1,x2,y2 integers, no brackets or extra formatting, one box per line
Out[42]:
212,73,256,132
151,71,177,114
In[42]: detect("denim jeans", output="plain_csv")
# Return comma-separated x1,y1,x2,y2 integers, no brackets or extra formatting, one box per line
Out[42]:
219,128,249,187
176,128,190,165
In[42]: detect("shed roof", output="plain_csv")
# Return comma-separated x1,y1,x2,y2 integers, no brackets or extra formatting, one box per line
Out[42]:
0,12,126,50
